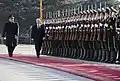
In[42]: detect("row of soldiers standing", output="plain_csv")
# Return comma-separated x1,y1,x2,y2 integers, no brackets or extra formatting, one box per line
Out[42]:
42,6,120,63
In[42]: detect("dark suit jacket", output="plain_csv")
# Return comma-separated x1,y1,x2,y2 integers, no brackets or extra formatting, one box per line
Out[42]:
2,21,19,46
31,24,45,42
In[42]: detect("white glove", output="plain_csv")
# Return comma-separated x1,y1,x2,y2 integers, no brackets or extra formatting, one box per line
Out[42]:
1,37,6,40
43,37,45,40
31,38,34,41
15,35,18,39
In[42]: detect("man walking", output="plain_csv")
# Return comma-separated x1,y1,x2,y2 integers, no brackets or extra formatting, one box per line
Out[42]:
2,15,19,57
31,18,45,58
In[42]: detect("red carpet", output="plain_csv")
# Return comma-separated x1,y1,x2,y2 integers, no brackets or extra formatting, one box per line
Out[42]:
0,54,120,81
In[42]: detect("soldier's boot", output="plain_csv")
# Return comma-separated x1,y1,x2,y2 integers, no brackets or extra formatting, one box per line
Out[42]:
73,48,76,58
73,48,77,58
56,47,59,56
59,47,62,57
67,48,70,58
56,48,59,56
80,49,83,59
91,50,95,61
70,48,73,58
80,48,84,59
92,50,96,61
86,50,89,60
46,47,49,55
64,48,66,57
58,48,61,57
68,48,71,58
55,48,58,56
63,48,65,57
104,50,110,63
78,48,82,59
51,48,53,56
65,48,67,57
74,48,78,59
95,50,99,61
65,48,68,57
41,47,44,55
49,48,52,56
82,49,87,60
92,50,99,61
54,48,56,56
52,48,54,56
84,49,88,60
66,48,69,58
62,48,64,57
47,47,49,55
73,48,77,59
117,51,120,63
100,50,106,62
71,48,74,58
67,47,70,57
109,51,117,63
75,48,78,59
72,48,75,58
41,47,43,55
85,49,88,60
44,47,47,55
57,48,59,56
69,44,72,58
59,48,62,57
89,49,94,61
59,48,61,57
42,47,46,55
53,48,56,56
81,49,85,60
47,48,49,55
47,47,50,54
97,50,102,62
87,49,91,61
88,49,91,60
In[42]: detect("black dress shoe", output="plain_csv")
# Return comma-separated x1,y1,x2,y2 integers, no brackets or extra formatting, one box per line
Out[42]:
37,53,40,58
9,53,13,57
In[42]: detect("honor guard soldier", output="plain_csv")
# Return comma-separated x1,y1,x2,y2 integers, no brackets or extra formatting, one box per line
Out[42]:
116,5,120,63
92,9,100,61
99,8,106,62
108,7,117,63
102,7,117,63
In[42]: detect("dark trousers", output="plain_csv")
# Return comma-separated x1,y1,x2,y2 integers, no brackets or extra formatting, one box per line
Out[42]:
7,46,16,57
35,39,43,55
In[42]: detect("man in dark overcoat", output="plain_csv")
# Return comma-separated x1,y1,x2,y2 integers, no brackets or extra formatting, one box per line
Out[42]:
2,15,19,57
31,18,45,58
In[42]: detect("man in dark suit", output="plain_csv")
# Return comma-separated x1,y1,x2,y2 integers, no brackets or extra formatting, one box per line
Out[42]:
31,18,45,58
2,15,19,57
